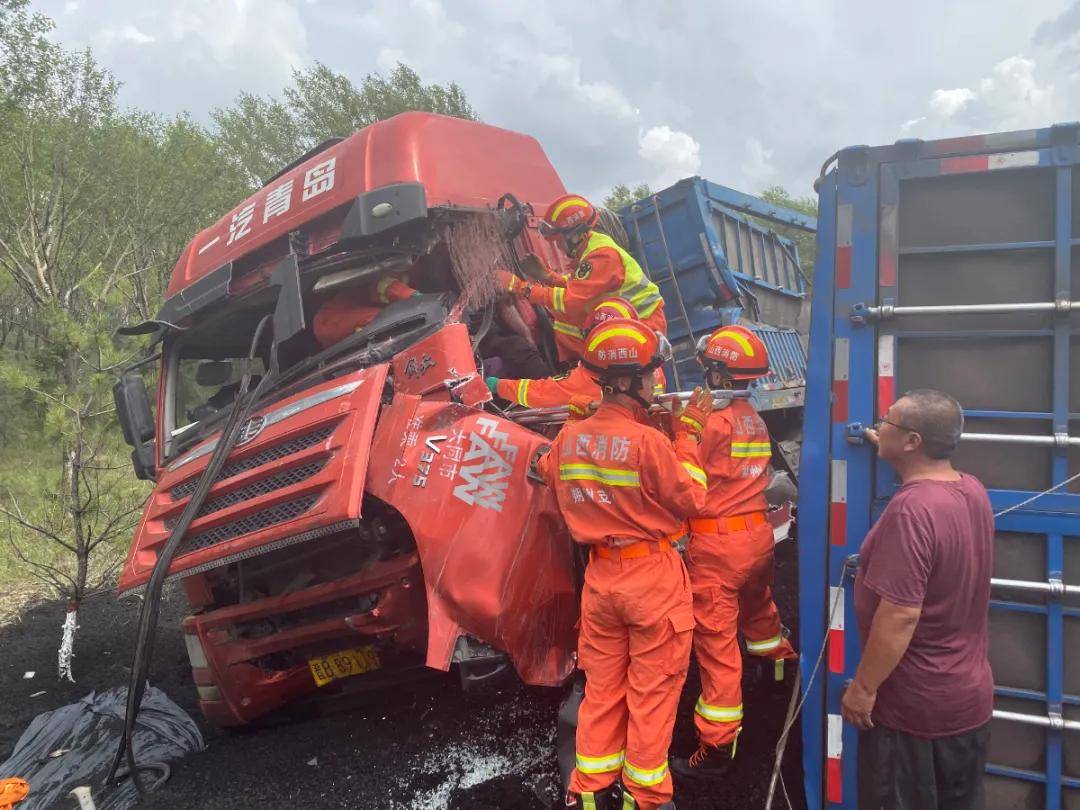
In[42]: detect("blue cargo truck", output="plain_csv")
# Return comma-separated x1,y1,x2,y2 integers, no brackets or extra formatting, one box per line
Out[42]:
801,124,1080,810
619,177,815,475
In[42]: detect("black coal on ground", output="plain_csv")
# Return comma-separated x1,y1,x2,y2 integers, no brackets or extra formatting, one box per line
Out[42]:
0,540,804,809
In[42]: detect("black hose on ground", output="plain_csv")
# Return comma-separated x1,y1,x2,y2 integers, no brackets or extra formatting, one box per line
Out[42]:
107,316,275,794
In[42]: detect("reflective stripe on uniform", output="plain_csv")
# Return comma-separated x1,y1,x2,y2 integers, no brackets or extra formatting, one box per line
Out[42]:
583,232,663,319
746,634,783,654
621,792,637,809
516,379,530,407
553,320,583,338
581,793,597,810
682,462,707,488
552,286,567,313
622,759,669,787
679,414,704,434
576,749,625,774
695,697,744,724
559,464,640,487
731,442,772,458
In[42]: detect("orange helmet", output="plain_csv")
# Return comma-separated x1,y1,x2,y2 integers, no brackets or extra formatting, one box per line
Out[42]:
584,297,639,333
540,194,598,242
696,325,770,380
582,318,671,380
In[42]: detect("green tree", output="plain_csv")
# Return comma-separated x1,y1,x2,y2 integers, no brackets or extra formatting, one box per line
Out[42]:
603,182,653,211
759,185,818,280
213,62,477,185
0,0,247,676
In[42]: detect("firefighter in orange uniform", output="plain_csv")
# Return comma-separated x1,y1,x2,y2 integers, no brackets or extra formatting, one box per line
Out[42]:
537,318,712,810
671,325,797,781
487,298,665,413
496,194,666,362
312,275,418,348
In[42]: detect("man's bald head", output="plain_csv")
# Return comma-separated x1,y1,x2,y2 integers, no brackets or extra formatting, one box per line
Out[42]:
893,389,964,460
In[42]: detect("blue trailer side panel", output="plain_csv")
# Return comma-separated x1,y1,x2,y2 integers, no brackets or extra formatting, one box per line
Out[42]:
621,177,813,402
801,124,1080,810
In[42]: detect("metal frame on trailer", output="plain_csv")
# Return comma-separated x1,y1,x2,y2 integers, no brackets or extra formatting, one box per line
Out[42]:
800,123,1080,810
621,177,814,392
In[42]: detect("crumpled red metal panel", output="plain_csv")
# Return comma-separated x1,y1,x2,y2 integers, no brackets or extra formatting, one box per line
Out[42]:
366,394,578,686
119,364,390,591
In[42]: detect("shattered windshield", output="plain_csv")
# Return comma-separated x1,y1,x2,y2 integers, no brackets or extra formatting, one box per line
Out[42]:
170,354,267,439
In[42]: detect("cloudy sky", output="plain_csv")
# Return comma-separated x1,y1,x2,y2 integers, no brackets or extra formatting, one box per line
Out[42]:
36,0,1080,201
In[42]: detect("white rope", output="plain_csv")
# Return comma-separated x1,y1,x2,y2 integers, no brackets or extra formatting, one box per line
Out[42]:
765,569,848,809
58,608,78,683
992,470,1080,518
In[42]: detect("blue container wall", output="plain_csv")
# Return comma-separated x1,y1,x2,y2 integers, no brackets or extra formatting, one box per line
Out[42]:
800,125,1080,810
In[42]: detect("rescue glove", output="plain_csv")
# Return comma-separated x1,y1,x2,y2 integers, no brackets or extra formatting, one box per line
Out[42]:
673,386,713,439
485,376,501,395
495,268,527,296
519,253,565,286
567,394,596,421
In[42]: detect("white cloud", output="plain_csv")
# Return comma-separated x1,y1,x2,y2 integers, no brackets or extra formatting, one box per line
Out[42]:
637,125,701,188
929,87,976,117
907,54,1058,137
375,48,406,73
977,55,1056,123
742,137,778,188
32,0,1080,197
63,1,79,12
899,117,927,136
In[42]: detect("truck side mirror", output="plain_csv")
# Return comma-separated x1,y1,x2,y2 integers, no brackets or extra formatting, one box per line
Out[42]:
114,371,155,447
131,439,156,481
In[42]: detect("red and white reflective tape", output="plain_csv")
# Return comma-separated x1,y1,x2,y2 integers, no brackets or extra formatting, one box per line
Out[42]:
830,459,847,547
836,204,853,289
940,150,1039,175
832,337,849,423
827,713,844,804
828,586,845,673
877,334,895,412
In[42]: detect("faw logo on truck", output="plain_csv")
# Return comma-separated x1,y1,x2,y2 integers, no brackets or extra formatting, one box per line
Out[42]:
452,417,519,512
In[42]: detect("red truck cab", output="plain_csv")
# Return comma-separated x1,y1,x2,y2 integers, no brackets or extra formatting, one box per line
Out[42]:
115,112,579,725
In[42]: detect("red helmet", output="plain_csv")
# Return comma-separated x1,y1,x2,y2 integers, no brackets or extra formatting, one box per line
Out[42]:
696,325,770,380
539,194,598,242
584,297,639,333
582,318,671,380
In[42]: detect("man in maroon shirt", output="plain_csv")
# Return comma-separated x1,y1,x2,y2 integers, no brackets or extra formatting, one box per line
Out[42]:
841,389,994,810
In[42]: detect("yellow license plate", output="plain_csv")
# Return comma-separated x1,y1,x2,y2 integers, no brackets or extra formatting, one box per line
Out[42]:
308,645,381,687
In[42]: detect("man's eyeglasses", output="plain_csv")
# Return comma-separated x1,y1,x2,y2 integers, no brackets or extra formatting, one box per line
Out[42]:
874,416,919,433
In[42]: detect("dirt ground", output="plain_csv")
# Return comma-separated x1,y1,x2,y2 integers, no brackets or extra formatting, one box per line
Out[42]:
0,540,805,809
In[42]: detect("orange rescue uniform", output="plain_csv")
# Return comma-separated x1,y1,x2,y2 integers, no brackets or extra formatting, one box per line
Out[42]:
312,277,417,349
685,398,796,747
538,401,707,809
525,233,667,361
495,364,667,409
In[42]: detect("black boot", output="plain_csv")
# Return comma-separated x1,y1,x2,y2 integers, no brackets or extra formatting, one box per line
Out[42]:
562,784,621,809
606,786,675,809
765,656,798,697
670,741,736,780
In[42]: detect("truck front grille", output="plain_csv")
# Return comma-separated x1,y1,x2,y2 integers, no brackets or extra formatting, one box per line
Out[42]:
170,424,335,500
165,460,327,530
176,495,319,555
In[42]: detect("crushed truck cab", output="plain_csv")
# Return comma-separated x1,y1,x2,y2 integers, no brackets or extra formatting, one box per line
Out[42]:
116,112,578,725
